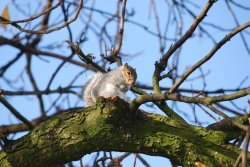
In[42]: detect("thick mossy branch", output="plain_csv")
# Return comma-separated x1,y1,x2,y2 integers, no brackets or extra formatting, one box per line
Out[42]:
207,115,249,140
0,97,249,167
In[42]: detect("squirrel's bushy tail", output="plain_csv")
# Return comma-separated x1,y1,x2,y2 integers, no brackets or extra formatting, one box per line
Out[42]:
83,72,103,106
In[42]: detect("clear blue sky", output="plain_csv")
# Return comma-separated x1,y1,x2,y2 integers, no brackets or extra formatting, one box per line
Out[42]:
0,0,250,166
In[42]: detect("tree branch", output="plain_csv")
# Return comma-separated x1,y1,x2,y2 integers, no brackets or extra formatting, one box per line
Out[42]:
152,0,216,94
0,0,83,34
112,0,127,56
0,96,33,130
0,36,96,71
9,0,62,24
2,86,80,96
65,40,106,73
169,21,250,94
130,88,250,114
130,86,186,123
0,97,248,167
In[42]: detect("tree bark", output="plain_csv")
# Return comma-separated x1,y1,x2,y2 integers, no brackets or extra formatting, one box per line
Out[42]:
0,97,249,167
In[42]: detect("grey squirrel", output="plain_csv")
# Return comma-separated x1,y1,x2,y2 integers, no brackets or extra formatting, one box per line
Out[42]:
83,63,137,106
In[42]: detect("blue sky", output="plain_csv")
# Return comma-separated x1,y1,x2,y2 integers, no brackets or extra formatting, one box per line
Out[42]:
0,0,250,166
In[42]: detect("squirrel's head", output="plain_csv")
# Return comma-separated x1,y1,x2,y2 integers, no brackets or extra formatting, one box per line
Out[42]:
122,63,137,85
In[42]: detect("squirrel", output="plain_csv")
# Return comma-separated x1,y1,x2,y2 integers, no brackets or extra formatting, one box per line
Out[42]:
83,63,137,106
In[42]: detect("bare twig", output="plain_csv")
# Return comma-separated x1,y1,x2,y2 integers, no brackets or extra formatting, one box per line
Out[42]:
65,40,106,73
11,0,62,24
225,0,250,55
233,116,250,167
135,84,249,95
0,52,23,77
229,0,250,10
241,125,250,166
112,0,127,56
0,0,83,34
206,104,228,119
26,53,46,118
150,0,164,53
159,66,176,80
136,154,151,167
152,0,216,95
74,4,176,41
101,0,127,66
130,88,250,114
108,153,131,167
0,36,96,71
215,103,242,116
3,86,80,96
0,96,33,130
45,53,75,90
169,21,250,94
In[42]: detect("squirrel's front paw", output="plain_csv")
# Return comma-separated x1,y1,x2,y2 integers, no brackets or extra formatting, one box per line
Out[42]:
108,96,120,101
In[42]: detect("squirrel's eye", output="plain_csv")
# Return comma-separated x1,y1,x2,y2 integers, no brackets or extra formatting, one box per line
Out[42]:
127,71,131,75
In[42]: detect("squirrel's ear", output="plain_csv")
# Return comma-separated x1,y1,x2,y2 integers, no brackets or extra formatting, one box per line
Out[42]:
134,68,136,71
124,63,128,68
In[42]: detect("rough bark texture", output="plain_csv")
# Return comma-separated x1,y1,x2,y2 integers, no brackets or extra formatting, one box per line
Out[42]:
0,97,249,167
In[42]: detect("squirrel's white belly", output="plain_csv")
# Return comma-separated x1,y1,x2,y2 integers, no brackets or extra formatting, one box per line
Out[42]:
96,83,129,102
99,83,117,98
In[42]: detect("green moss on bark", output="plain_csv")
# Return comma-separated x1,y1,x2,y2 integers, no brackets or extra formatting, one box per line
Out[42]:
0,97,249,167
